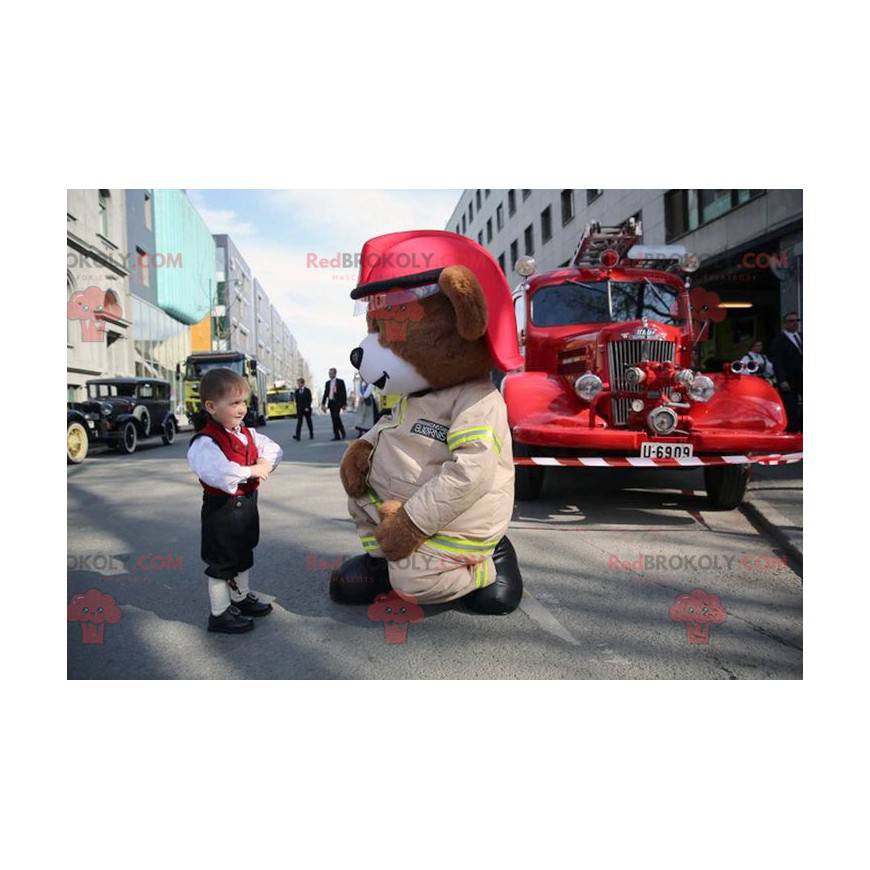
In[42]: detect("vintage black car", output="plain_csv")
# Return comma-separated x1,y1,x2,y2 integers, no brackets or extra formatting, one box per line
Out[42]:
68,377,179,460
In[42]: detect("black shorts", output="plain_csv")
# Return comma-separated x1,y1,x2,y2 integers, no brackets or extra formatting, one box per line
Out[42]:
201,491,259,579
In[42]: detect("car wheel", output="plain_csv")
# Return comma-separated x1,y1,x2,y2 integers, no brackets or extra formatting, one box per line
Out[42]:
258,414,267,426
133,405,151,438
67,422,89,465
162,417,176,445
514,444,544,501
117,420,138,455
704,464,750,509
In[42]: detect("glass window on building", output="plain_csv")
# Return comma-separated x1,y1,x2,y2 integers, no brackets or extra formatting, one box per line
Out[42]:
508,189,516,216
476,190,482,209
699,190,733,224
485,189,491,198
144,191,153,230
98,189,111,238
510,239,519,269
136,246,149,288
486,218,493,243
522,189,531,201
524,224,534,256
468,202,473,223
477,230,484,245
541,206,552,244
462,214,467,234
586,189,603,205
496,203,504,231
132,295,191,410
561,189,575,225
498,253,506,274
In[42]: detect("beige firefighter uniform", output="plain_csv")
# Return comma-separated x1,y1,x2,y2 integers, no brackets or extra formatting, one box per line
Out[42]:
347,377,514,604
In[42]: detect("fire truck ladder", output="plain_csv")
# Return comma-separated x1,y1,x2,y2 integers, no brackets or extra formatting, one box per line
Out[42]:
570,218,643,267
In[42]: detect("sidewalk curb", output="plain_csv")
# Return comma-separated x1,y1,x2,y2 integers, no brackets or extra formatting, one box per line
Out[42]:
741,496,803,569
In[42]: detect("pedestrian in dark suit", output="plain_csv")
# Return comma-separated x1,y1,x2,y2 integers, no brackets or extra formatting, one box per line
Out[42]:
321,368,347,440
770,311,803,432
293,378,314,440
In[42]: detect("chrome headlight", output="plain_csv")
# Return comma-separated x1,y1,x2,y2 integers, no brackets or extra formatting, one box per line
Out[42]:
516,256,536,277
101,402,114,415
647,406,679,435
687,375,715,403
574,373,603,402
673,369,695,387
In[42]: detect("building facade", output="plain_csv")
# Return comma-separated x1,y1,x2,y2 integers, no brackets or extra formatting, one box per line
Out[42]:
213,234,255,356
254,279,273,381
446,189,802,365
67,189,135,401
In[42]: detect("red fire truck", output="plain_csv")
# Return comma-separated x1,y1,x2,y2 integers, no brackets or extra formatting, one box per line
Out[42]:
503,219,802,508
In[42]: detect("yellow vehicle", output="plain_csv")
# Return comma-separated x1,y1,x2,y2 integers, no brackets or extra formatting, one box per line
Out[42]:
183,351,269,427
267,384,297,419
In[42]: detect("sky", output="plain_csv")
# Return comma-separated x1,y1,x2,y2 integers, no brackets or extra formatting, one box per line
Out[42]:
187,189,461,391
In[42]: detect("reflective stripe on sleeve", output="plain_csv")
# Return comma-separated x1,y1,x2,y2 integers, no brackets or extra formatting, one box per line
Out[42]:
446,425,502,454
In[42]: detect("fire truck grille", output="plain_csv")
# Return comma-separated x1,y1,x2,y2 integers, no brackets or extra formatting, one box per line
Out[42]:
607,339,677,426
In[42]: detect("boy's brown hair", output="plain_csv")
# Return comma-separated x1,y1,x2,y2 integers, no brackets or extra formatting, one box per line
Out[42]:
192,368,250,430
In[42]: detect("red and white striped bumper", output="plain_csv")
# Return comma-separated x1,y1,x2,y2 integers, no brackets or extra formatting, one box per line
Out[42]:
513,452,803,468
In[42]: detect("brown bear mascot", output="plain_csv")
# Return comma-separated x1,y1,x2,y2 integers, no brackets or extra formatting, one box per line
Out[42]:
330,230,524,614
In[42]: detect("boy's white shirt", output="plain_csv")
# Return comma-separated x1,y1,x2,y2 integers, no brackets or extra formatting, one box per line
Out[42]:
187,426,283,494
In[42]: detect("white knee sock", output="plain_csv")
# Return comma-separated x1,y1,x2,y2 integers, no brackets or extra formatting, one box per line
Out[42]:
229,569,250,603
208,576,231,616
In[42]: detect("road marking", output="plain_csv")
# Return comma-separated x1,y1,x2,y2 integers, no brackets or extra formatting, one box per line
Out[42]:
520,588,580,646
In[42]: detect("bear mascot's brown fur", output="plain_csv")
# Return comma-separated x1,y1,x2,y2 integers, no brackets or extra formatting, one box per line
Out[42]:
330,230,524,615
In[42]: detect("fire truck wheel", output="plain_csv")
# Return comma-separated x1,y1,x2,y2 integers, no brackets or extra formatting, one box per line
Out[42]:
703,464,750,510
514,444,544,500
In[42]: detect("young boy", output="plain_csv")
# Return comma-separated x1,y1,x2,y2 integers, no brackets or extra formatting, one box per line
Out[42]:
187,368,283,634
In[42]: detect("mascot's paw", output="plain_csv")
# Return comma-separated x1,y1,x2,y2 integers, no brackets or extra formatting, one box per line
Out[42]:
374,500,427,562
340,439,373,498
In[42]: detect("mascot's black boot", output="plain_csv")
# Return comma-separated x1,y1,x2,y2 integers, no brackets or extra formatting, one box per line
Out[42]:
463,536,523,615
330,553,391,605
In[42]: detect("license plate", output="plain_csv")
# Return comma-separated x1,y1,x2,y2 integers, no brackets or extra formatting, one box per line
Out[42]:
640,442,693,460
86,419,95,429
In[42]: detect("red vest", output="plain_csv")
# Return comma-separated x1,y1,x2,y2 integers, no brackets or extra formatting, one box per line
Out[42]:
192,418,260,496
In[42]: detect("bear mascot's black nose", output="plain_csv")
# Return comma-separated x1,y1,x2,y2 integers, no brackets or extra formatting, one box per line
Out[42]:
350,347,363,370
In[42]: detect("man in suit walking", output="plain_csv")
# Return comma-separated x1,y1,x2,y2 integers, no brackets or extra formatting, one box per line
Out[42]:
293,377,314,440
321,367,347,440
770,311,803,432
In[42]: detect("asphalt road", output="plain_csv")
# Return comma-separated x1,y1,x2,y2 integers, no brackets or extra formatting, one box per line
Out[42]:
67,412,802,679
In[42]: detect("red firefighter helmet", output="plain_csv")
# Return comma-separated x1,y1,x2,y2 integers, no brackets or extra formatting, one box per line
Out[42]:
350,230,524,372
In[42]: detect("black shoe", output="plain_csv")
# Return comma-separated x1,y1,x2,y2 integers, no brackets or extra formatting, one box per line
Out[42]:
207,605,255,633
463,537,523,615
330,554,390,604
293,435,301,441
232,592,273,617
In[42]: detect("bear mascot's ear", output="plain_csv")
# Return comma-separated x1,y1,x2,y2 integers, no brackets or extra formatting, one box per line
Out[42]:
438,265,488,341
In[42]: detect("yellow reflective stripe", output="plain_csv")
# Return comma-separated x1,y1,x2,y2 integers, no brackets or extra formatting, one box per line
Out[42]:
427,534,499,556
447,426,502,454
360,535,379,551
473,560,490,589
365,486,383,506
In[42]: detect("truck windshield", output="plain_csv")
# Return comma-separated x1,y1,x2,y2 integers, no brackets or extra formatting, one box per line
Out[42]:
186,358,245,378
531,280,682,326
